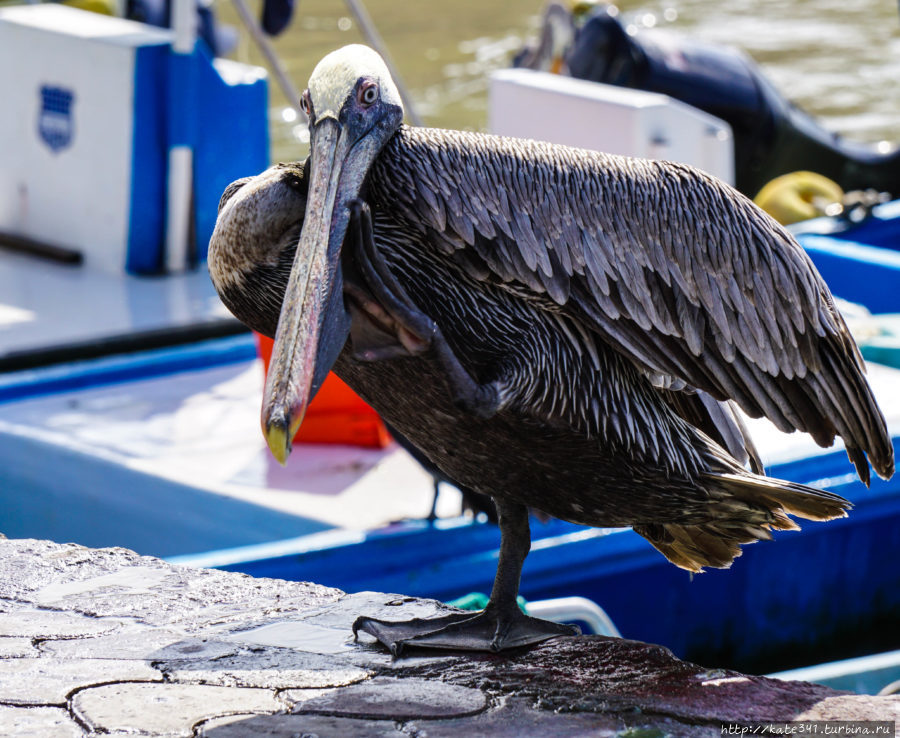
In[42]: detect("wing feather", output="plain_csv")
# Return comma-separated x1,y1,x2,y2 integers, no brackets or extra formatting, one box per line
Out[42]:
370,127,894,480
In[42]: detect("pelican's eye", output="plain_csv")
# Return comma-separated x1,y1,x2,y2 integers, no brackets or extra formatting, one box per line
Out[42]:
358,82,379,107
300,90,311,116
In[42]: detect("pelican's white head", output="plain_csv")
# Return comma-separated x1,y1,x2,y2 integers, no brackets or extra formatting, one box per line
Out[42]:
305,44,403,122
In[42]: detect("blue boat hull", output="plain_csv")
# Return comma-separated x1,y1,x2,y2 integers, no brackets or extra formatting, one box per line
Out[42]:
792,199,900,314
207,440,900,674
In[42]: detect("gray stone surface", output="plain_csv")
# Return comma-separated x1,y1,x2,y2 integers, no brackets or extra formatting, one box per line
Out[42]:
279,686,334,706
405,696,717,738
0,705,82,737
403,635,900,722
0,608,122,639
0,537,897,737
298,591,449,631
0,636,37,658
796,694,900,720
163,646,370,689
71,682,281,736
41,626,240,661
199,712,406,737
0,540,342,629
225,618,356,654
296,676,488,720
0,656,160,705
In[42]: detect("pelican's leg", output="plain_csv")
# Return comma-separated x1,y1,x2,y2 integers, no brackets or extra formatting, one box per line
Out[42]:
426,477,440,522
352,500,579,657
346,199,501,418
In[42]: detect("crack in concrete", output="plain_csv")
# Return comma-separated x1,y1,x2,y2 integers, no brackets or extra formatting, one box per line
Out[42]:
188,704,291,738
0,698,66,708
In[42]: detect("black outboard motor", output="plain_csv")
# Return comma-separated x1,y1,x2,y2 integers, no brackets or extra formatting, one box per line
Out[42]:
563,5,900,198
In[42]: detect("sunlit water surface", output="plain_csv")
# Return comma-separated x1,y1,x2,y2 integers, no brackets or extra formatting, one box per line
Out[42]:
216,0,900,166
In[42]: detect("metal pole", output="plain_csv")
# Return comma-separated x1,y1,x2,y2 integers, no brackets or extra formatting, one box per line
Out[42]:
166,0,197,273
343,0,423,126
230,0,308,121
230,0,421,126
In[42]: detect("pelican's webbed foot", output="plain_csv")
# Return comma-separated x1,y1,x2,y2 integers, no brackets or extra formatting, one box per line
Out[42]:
354,499,579,657
345,199,502,418
352,605,579,658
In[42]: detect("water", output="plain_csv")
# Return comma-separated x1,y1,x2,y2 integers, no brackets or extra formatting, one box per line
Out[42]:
216,0,900,165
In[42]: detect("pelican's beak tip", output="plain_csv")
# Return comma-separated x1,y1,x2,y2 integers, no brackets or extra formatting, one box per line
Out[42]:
264,415,293,466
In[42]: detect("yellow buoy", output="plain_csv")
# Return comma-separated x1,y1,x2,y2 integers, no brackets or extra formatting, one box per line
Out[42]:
753,171,844,225
62,0,117,15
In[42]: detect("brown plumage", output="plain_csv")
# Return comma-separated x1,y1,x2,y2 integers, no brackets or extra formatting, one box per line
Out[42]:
365,125,893,487
208,44,893,653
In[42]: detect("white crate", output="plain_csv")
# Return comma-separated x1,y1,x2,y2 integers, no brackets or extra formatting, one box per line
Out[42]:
0,5,174,272
489,68,734,185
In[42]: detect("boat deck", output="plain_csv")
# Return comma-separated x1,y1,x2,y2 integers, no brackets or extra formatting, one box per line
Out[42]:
0,252,239,369
2,324,899,558
0,333,457,557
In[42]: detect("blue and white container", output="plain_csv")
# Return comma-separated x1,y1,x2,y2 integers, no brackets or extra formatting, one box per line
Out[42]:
0,4,268,274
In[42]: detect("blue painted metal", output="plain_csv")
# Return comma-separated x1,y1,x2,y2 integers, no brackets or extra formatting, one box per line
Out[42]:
802,236,900,314
0,334,330,557
196,440,900,673
166,42,197,149
125,43,268,273
126,42,169,273
0,426,332,558
192,49,269,264
792,200,900,314
0,334,257,403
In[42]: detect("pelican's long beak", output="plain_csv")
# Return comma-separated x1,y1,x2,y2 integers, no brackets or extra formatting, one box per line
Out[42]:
260,119,350,464
261,117,395,464
261,44,404,464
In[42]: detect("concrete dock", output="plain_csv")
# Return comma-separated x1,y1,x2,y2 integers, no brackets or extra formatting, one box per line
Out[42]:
0,537,897,736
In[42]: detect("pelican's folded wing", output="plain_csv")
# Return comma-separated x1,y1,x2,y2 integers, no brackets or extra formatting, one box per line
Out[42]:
373,126,893,483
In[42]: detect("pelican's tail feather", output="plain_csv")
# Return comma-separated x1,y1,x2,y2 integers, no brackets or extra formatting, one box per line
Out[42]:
634,472,850,572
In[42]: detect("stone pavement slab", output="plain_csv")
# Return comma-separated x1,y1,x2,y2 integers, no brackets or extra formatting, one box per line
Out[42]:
71,682,282,736
199,712,407,737
404,696,720,738
0,705,82,738
0,656,160,705
40,626,240,661
0,608,123,639
0,540,342,628
797,694,900,721
295,676,488,719
0,637,36,658
223,618,356,654
0,538,897,737
162,646,370,688
403,635,900,723
297,591,450,630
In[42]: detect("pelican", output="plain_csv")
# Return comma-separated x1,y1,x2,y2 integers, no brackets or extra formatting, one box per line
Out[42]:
208,44,893,656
